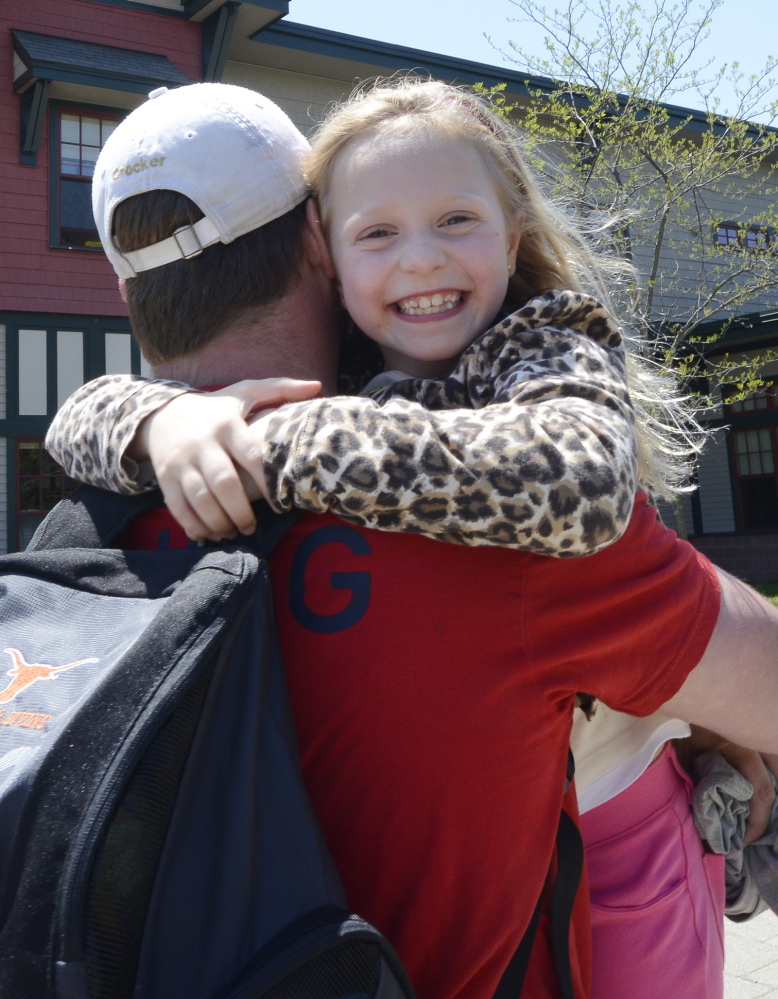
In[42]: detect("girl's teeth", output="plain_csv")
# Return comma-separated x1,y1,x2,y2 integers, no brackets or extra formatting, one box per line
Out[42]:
397,292,461,315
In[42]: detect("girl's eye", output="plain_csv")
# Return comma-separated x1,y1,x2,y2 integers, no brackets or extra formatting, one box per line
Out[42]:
442,213,475,227
361,227,393,240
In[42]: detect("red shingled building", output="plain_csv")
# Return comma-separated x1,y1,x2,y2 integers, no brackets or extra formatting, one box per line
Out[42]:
0,0,286,551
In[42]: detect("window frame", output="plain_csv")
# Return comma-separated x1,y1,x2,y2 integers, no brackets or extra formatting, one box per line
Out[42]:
49,100,126,252
716,220,773,252
15,437,80,550
0,311,143,552
716,222,740,248
725,382,778,531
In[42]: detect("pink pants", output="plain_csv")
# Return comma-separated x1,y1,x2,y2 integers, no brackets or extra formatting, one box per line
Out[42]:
579,743,725,999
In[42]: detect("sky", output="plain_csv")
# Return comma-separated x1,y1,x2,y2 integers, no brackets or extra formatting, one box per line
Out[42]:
285,0,778,119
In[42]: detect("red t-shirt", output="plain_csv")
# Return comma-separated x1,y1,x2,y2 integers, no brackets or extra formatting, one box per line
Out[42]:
121,493,720,999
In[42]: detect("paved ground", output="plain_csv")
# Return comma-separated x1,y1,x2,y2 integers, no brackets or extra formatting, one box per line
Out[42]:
726,910,778,998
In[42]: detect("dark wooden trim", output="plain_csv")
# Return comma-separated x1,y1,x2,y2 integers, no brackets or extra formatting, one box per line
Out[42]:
20,80,50,164
202,2,239,81
82,0,187,16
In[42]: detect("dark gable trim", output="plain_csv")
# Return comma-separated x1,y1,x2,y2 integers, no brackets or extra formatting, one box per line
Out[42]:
82,0,188,15
184,0,288,17
12,30,191,95
703,311,778,357
255,21,778,139
254,20,552,96
84,0,289,19
241,0,288,11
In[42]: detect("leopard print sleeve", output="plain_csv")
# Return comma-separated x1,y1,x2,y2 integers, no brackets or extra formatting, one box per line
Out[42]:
44,290,636,555
261,290,637,556
45,374,194,494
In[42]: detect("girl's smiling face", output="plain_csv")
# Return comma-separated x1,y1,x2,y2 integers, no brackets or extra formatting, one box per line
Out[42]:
327,127,522,378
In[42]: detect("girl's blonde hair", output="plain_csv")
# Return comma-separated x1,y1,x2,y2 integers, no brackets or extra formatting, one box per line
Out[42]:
306,77,704,499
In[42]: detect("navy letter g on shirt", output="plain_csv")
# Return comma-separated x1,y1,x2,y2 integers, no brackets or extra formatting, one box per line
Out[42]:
288,525,372,634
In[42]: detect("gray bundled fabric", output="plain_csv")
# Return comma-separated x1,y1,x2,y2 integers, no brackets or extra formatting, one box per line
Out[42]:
692,751,778,921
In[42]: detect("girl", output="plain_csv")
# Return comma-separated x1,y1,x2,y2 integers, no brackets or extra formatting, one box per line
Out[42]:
47,79,724,998
50,80,643,556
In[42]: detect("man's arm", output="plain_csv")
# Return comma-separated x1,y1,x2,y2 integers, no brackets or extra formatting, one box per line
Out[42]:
662,568,778,754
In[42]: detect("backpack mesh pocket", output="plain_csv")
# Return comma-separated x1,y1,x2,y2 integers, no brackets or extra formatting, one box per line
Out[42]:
84,658,214,999
261,939,382,999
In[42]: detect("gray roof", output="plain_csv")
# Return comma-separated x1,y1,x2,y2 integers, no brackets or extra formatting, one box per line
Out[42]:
13,30,190,94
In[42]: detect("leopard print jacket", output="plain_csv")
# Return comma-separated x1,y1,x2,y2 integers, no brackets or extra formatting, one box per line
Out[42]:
45,289,637,556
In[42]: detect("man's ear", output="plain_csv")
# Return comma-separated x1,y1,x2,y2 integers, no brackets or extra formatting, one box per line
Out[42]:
118,278,128,303
303,198,336,280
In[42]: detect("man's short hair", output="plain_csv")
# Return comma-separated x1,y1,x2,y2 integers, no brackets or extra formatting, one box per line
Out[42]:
113,190,307,364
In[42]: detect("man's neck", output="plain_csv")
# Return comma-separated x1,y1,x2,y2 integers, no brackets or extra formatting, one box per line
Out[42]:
153,264,340,394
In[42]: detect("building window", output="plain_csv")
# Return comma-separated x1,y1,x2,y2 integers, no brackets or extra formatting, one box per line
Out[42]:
57,109,119,249
732,427,778,530
745,228,771,250
728,387,773,413
716,224,740,247
16,439,79,550
716,223,772,250
727,385,778,530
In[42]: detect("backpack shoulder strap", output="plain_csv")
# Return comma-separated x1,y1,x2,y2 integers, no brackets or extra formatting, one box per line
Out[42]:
26,486,166,551
242,502,302,560
492,749,583,999
26,484,301,557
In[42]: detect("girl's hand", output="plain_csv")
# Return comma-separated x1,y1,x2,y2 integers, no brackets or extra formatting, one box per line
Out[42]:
134,378,321,542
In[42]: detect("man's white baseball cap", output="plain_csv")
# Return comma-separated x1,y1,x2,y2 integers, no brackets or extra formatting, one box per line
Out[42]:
92,83,310,279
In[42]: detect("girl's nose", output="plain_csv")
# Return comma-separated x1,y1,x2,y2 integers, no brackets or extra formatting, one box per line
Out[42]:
399,233,446,274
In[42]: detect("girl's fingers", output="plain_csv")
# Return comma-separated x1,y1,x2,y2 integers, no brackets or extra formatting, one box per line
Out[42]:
179,469,239,541
215,378,321,416
196,451,258,536
159,479,218,544
225,420,273,505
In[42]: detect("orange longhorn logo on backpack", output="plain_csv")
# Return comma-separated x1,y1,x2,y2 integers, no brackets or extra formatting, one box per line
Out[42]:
0,648,99,703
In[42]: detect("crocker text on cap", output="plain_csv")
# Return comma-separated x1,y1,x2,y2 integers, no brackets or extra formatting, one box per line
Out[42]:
113,156,166,180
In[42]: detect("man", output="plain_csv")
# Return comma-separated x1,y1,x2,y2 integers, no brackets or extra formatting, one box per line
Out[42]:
47,83,778,999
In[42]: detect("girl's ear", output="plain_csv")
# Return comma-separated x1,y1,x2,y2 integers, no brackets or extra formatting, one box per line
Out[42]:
118,278,128,303
303,198,336,280
506,215,522,273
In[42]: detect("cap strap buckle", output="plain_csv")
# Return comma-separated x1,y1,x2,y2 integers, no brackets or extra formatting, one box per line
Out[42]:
173,224,203,260
120,215,221,274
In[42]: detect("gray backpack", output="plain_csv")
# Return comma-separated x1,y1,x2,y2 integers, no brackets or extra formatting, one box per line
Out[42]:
0,486,414,999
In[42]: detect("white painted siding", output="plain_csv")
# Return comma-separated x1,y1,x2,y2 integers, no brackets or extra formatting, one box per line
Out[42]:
655,493,695,536
18,330,47,416
697,430,736,532
222,62,351,135
56,331,84,409
105,333,133,375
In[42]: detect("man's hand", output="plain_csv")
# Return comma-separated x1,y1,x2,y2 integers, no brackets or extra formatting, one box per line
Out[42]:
133,378,321,541
676,726,778,845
